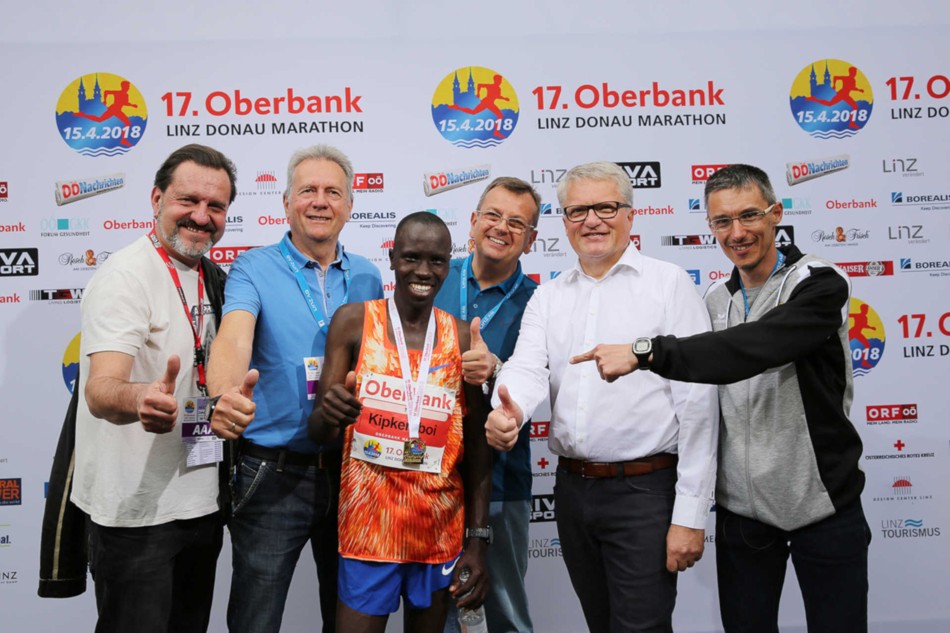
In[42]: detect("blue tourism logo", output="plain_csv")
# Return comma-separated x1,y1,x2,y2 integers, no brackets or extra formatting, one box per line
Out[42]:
848,298,885,377
55,73,148,156
789,60,873,139
431,66,519,148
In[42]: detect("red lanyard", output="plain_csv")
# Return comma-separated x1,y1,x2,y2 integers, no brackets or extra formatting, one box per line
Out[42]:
148,230,207,395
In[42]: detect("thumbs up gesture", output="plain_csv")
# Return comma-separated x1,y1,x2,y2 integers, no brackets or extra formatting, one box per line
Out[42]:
462,317,498,386
138,355,182,434
321,370,363,441
211,369,260,439
485,384,524,451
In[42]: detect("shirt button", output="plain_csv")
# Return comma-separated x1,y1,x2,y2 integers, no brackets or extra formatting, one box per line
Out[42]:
473,303,478,309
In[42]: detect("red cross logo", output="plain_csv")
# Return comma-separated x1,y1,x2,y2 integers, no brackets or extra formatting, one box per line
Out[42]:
894,439,906,452
537,457,550,469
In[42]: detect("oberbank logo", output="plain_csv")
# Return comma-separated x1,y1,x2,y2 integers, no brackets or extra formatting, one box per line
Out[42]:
55,73,148,156
848,298,885,377
431,67,519,148
789,59,873,139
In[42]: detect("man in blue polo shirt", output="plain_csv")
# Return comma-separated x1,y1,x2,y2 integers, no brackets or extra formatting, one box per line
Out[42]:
207,144,383,633
435,176,541,633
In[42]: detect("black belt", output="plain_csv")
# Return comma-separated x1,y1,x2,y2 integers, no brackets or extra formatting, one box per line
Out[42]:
239,440,341,470
559,453,678,478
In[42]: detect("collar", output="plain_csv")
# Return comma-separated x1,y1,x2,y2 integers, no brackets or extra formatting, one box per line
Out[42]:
567,243,640,282
281,231,348,271
465,257,525,293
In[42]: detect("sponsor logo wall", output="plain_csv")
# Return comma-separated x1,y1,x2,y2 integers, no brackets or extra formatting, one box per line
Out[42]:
1,8,948,632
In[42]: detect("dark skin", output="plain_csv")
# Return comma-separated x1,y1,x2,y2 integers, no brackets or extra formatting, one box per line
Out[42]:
309,221,491,633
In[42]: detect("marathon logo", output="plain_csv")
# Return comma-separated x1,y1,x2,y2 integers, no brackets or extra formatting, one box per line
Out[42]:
423,164,490,197
55,173,125,206
786,155,849,186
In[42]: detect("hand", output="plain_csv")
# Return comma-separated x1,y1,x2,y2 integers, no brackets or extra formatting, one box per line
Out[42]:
485,384,523,451
462,317,496,386
666,524,705,572
211,369,259,439
570,343,638,382
449,544,489,608
137,355,181,434
321,371,362,441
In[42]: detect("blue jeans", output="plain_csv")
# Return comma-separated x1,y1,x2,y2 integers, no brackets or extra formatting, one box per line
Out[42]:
226,454,339,633
716,498,871,633
555,466,677,633
88,513,222,633
444,499,534,633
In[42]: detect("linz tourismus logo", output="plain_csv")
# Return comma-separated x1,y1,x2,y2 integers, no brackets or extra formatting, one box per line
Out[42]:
0,248,38,277
616,162,661,188
56,73,148,156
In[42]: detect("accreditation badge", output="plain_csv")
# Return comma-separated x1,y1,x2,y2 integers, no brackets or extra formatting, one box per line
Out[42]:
181,394,223,466
304,356,323,400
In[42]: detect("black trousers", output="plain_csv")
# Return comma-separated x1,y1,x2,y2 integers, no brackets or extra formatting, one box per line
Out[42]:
89,513,223,633
555,465,678,633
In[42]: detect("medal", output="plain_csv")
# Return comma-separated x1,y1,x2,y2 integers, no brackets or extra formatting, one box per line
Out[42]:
403,438,427,464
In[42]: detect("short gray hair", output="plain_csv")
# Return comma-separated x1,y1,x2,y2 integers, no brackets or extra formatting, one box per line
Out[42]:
556,161,633,208
284,144,354,202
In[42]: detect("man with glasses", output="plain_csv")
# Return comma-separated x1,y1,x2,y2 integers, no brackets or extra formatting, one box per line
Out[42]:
485,162,719,632
435,177,540,633
572,164,868,633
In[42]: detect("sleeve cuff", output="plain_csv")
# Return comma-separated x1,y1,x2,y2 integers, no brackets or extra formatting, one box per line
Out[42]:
671,495,712,530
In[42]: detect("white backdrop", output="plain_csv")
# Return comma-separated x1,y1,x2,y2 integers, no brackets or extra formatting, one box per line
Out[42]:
1,3,949,632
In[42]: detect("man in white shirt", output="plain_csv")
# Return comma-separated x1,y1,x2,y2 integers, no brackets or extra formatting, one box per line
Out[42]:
485,161,719,633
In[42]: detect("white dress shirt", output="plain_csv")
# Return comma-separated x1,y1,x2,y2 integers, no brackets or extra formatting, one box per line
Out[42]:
495,245,719,529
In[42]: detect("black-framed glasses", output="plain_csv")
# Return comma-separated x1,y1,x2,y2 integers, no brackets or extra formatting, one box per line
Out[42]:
562,201,631,223
707,203,778,233
477,209,536,235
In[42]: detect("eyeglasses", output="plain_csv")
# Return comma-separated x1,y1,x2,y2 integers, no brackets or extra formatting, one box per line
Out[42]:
707,203,778,233
562,201,631,223
477,209,536,235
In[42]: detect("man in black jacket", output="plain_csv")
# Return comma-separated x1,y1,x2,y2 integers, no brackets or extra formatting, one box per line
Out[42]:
572,164,869,633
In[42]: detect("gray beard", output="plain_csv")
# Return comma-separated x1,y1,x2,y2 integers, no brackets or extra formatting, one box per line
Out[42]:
164,227,212,260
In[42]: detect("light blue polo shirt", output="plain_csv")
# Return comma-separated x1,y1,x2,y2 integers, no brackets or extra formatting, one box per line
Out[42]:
223,232,383,452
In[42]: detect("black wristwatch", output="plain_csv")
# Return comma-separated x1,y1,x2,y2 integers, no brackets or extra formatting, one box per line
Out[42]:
632,337,653,370
465,526,493,545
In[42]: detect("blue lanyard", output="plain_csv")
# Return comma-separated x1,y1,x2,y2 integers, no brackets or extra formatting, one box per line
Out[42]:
278,240,349,334
739,250,785,320
459,254,524,330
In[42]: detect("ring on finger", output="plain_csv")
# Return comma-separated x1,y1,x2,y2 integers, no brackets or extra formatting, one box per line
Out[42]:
229,422,237,432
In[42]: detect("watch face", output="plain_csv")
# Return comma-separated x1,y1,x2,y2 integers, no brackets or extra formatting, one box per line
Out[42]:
634,339,651,354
